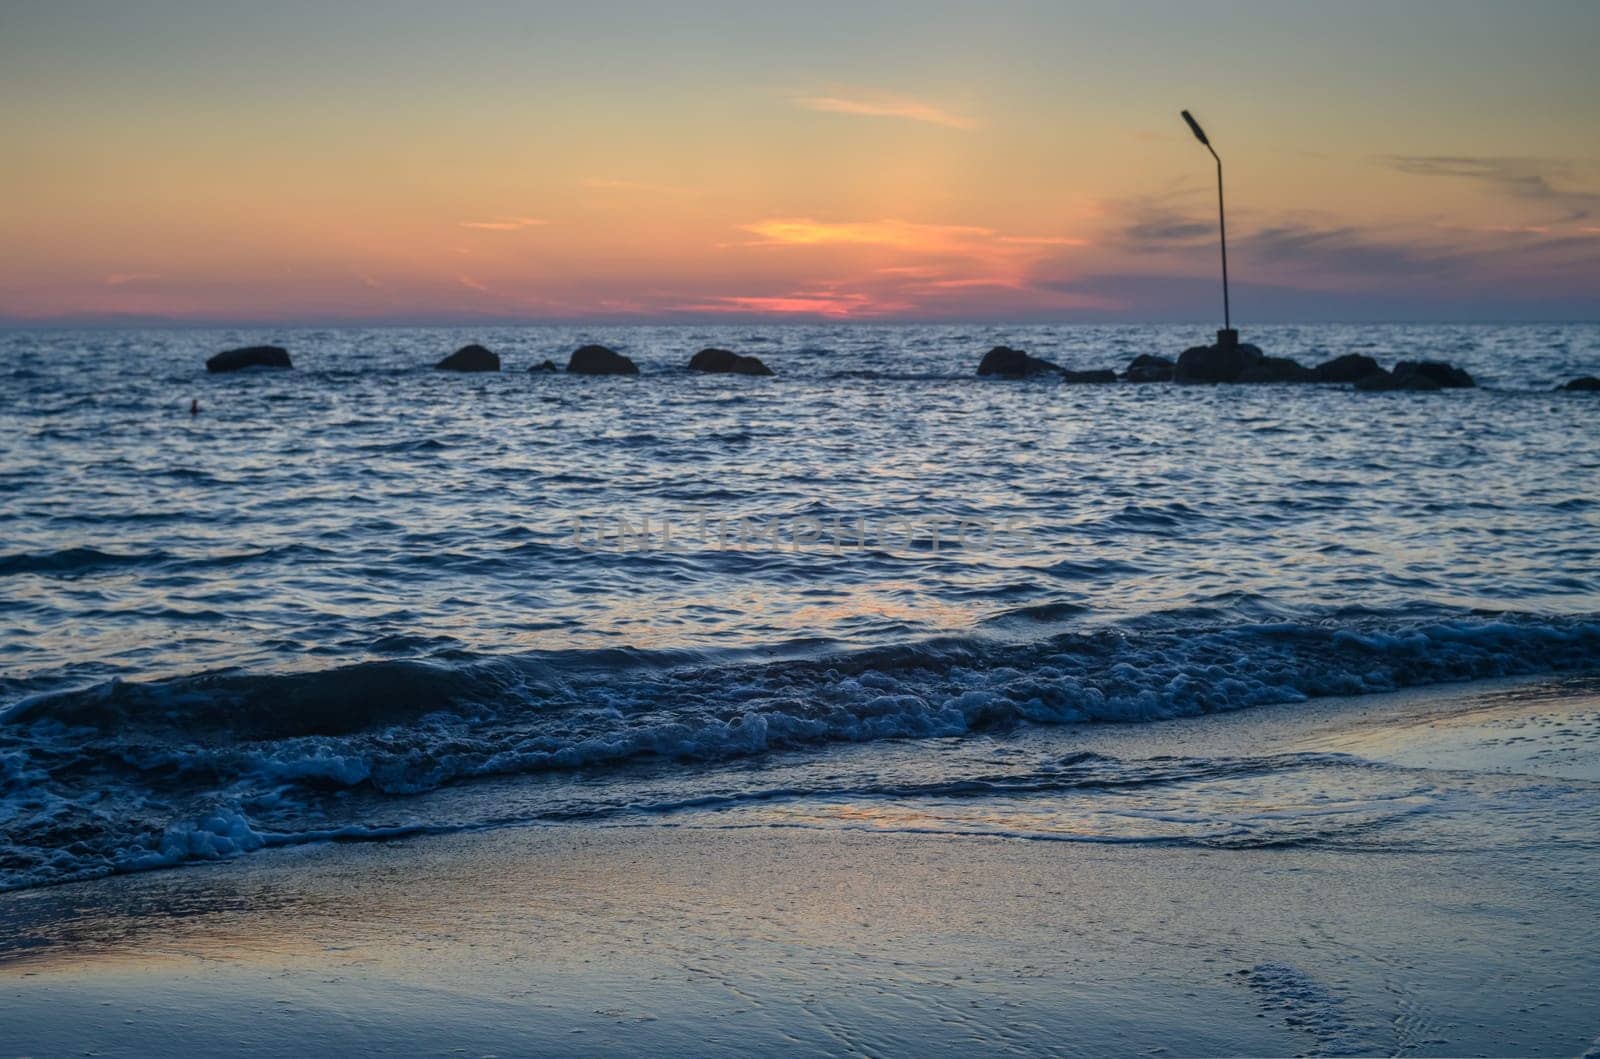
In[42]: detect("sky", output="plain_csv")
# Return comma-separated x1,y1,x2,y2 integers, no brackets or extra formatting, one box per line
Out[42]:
2,0,1597,324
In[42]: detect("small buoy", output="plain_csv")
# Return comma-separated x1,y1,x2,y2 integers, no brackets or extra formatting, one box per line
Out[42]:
190,399,199,416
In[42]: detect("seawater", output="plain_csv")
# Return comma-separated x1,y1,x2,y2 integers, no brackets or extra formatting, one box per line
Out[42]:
2,322,1598,890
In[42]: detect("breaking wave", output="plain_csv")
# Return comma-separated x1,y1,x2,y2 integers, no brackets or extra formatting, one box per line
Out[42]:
3,608,1598,891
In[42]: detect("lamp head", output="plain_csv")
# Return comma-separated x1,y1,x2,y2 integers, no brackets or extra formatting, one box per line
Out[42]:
1181,109,1210,147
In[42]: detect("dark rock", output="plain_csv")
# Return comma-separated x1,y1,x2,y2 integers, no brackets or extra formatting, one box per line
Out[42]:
529,359,559,373
1122,354,1174,383
205,345,292,373
977,346,1060,378
435,344,499,372
1355,369,1440,392
1394,360,1475,389
568,344,639,375
1559,376,1600,392
688,348,775,376
1238,356,1314,384
1312,353,1382,383
1059,368,1118,384
1173,341,1264,384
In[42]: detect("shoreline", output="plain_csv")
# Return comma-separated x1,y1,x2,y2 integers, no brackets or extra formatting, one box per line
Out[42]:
5,673,1599,1056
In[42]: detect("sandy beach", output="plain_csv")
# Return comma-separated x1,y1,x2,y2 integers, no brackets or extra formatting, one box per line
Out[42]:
7,675,1598,1058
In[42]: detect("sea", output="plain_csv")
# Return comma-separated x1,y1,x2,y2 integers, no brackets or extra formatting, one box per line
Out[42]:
2,322,1598,892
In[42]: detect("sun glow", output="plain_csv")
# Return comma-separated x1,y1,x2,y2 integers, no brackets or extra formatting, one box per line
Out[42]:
1,4,1595,322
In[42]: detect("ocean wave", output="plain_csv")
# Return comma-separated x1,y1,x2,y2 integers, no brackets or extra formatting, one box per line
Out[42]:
2,609,1599,891
0,543,339,579
0,546,169,577
356,437,452,453
825,369,967,382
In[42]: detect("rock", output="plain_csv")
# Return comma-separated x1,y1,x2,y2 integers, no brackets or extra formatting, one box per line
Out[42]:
1393,360,1475,388
1059,368,1118,383
688,348,775,376
1355,369,1440,392
977,346,1060,378
1312,353,1382,384
1238,356,1314,384
567,344,639,375
205,345,292,373
529,359,559,373
1173,341,1264,384
1122,354,1174,383
1559,376,1600,391
435,344,499,372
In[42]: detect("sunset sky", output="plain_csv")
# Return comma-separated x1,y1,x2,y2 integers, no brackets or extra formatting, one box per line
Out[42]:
2,0,1597,323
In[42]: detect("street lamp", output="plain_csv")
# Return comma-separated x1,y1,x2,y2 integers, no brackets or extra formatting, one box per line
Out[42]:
1181,109,1235,351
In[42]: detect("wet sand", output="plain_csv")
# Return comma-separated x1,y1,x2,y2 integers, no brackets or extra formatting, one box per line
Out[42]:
5,677,1599,1058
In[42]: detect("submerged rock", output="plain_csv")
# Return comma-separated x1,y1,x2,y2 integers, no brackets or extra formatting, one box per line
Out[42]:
1060,368,1118,383
529,359,559,373
1394,360,1475,389
1560,375,1600,391
205,345,292,373
1355,369,1403,391
688,348,774,376
435,344,500,372
1354,368,1441,392
1312,353,1382,384
1173,341,1264,384
568,344,639,375
1122,354,1174,383
1238,356,1314,384
977,346,1060,378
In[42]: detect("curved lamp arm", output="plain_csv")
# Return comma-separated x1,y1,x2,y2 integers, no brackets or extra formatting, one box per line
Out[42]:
1181,110,1230,332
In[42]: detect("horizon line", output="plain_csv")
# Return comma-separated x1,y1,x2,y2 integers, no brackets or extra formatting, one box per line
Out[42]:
4,315,1599,331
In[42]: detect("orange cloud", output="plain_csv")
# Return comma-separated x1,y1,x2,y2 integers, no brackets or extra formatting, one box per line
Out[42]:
723,216,1092,316
680,292,892,317
876,265,950,278
459,217,549,231
793,95,974,130
998,235,1090,246
738,218,1087,271
924,277,1023,289
741,218,996,253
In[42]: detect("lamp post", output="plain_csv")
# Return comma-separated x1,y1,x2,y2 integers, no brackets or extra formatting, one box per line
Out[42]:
1181,109,1235,351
